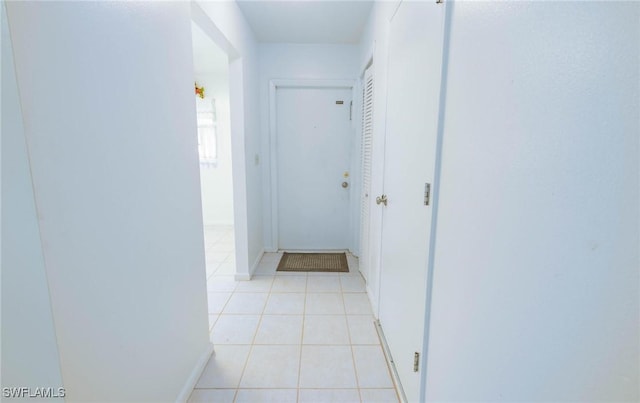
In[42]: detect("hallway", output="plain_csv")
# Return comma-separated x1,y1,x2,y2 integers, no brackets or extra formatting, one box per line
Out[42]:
192,226,398,402
4,1,638,401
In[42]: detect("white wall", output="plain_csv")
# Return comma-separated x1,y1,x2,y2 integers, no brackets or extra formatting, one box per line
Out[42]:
258,44,360,252
1,3,65,399
424,2,639,401
196,73,235,226
5,3,210,401
196,1,263,278
356,2,397,315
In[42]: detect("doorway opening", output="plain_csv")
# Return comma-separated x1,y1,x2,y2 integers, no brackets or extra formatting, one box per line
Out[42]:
191,22,236,283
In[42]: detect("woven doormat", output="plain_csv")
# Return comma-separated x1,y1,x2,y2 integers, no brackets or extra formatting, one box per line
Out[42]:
276,252,349,273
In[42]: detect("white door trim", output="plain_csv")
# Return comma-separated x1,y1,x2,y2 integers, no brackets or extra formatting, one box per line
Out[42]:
268,79,355,251
191,3,250,279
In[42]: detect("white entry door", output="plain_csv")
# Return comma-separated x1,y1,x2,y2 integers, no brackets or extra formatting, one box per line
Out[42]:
377,2,444,402
276,87,353,250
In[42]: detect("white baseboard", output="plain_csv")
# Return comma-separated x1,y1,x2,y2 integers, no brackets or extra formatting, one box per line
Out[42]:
234,248,265,281
250,248,265,277
366,284,379,319
175,343,214,403
375,320,407,403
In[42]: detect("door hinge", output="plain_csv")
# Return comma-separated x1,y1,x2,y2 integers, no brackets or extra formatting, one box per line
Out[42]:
436,0,443,4
424,183,431,206
349,101,353,121
413,352,420,372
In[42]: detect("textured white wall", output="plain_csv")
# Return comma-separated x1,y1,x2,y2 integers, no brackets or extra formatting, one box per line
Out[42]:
1,3,65,399
258,44,360,252
425,2,639,401
6,2,210,400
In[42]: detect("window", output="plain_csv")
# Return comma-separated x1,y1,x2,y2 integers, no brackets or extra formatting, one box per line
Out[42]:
196,98,217,166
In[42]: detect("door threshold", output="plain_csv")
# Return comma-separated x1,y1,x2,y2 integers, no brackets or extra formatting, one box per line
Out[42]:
278,249,352,254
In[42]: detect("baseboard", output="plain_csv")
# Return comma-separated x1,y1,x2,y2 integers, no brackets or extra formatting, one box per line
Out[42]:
250,248,265,277
375,320,407,403
234,248,264,280
366,284,379,318
175,343,214,403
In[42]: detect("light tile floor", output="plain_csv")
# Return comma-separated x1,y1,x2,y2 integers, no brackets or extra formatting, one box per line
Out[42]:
191,226,399,403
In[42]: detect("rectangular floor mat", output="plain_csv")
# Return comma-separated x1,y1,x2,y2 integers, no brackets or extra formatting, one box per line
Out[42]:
276,252,349,273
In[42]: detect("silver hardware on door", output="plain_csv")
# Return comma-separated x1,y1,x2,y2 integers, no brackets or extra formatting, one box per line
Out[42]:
376,194,388,206
336,100,344,105
413,352,420,372
349,101,353,121
342,182,349,188
424,183,431,206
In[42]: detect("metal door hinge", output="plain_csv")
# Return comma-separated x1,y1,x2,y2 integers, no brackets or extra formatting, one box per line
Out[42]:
436,0,443,4
376,194,388,206
413,352,420,372
349,101,353,121
424,183,431,206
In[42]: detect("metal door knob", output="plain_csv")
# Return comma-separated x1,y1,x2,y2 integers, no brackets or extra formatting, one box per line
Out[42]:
376,194,388,206
342,182,349,188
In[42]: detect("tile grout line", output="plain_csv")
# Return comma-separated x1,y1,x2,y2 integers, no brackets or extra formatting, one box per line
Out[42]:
341,270,365,403
296,273,309,402
191,387,395,390
231,279,267,398
211,243,240,400
204,234,241,401
211,291,234,318
201,252,397,402
237,281,269,399
245,276,272,344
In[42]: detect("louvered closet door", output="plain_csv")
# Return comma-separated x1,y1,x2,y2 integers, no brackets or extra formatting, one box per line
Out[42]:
359,65,374,281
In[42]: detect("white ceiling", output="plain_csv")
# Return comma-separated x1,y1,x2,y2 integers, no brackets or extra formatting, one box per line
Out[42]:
236,0,374,44
191,22,228,75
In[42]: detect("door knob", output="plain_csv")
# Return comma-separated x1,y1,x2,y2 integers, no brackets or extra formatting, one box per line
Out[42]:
376,194,388,206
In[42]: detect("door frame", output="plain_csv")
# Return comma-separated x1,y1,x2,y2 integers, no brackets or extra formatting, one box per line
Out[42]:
268,79,356,251
191,3,251,280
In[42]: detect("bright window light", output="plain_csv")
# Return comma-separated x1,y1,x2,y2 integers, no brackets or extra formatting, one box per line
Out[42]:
196,98,217,166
